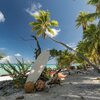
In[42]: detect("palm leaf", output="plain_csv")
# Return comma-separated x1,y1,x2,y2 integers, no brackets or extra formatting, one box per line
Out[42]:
50,20,58,26
47,28,55,35
36,29,44,37
45,12,50,21
24,63,32,73
87,0,99,5
32,26,41,31
86,12,100,19
7,60,19,74
16,58,25,73
1,64,13,76
29,22,41,26
15,58,23,73
39,10,46,23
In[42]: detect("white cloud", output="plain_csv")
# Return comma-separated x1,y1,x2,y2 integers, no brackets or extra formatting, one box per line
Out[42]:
25,59,33,63
0,54,33,64
1,48,5,50
14,53,21,57
45,28,61,38
26,2,42,16
38,3,42,8
33,11,40,16
0,53,22,63
0,11,5,22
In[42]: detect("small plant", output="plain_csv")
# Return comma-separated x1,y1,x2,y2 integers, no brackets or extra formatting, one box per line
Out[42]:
40,67,51,81
1,58,32,88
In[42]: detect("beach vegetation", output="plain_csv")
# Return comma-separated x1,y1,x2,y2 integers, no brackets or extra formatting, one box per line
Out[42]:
76,0,100,71
1,58,32,88
29,9,100,73
50,49,75,69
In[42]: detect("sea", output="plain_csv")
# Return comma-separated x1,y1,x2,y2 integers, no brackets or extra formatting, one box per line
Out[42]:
0,64,57,76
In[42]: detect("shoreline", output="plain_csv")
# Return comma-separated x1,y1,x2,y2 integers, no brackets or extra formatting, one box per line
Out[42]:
0,70,100,100
0,75,12,82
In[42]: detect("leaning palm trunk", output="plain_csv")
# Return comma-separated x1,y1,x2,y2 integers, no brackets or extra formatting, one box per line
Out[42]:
48,36,100,73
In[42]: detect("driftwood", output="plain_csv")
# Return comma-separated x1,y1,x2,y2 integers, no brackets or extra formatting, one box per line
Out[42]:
31,35,41,59
21,35,41,59
47,69,62,86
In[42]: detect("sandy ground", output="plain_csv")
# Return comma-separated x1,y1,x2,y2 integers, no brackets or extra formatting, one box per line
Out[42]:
0,70,100,100
0,76,12,82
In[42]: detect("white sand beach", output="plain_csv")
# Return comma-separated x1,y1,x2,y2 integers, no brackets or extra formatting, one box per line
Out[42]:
0,70,100,100
0,76,12,82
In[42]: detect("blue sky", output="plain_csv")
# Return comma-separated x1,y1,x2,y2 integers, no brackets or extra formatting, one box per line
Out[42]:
0,0,95,63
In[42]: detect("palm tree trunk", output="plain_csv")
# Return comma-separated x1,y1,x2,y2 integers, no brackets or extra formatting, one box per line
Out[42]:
48,36,100,73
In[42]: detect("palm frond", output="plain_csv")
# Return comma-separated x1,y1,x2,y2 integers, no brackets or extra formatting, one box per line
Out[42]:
32,26,41,31
87,0,99,5
15,58,24,73
1,64,13,76
7,60,19,74
50,20,58,26
86,12,100,19
29,22,41,26
47,28,55,35
36,29,44,37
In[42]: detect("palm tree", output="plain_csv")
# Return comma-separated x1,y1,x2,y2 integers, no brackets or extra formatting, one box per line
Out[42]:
76,22,100,66
50,49,59,57
30,10,58,39
29,10,100,73
86,0,100,19
56,50,73,68
76,40,95,69
76,12,94,31
87,0,100,13
83,23,100,65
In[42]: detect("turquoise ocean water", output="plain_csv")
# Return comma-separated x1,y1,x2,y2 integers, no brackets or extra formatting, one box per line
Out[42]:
0,64,57,75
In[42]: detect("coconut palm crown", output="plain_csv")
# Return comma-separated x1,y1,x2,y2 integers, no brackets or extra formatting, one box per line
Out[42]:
29,10,59,38
87,0,100,13
76,12,94,31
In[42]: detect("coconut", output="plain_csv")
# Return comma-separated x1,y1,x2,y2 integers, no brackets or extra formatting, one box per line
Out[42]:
24,81,35,93
35,80,45,91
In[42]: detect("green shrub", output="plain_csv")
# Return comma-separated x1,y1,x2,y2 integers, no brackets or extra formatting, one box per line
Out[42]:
1,58,32,88
40,67,51,81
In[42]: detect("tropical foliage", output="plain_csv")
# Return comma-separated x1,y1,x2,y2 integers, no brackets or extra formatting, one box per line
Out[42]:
57,51,75,68
1,58,32,88
76,12,94,31
50,49,75,69
76,0,100,70
87,0,100,13
29,10,58,38
86,0,100,19
29,8,100,72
